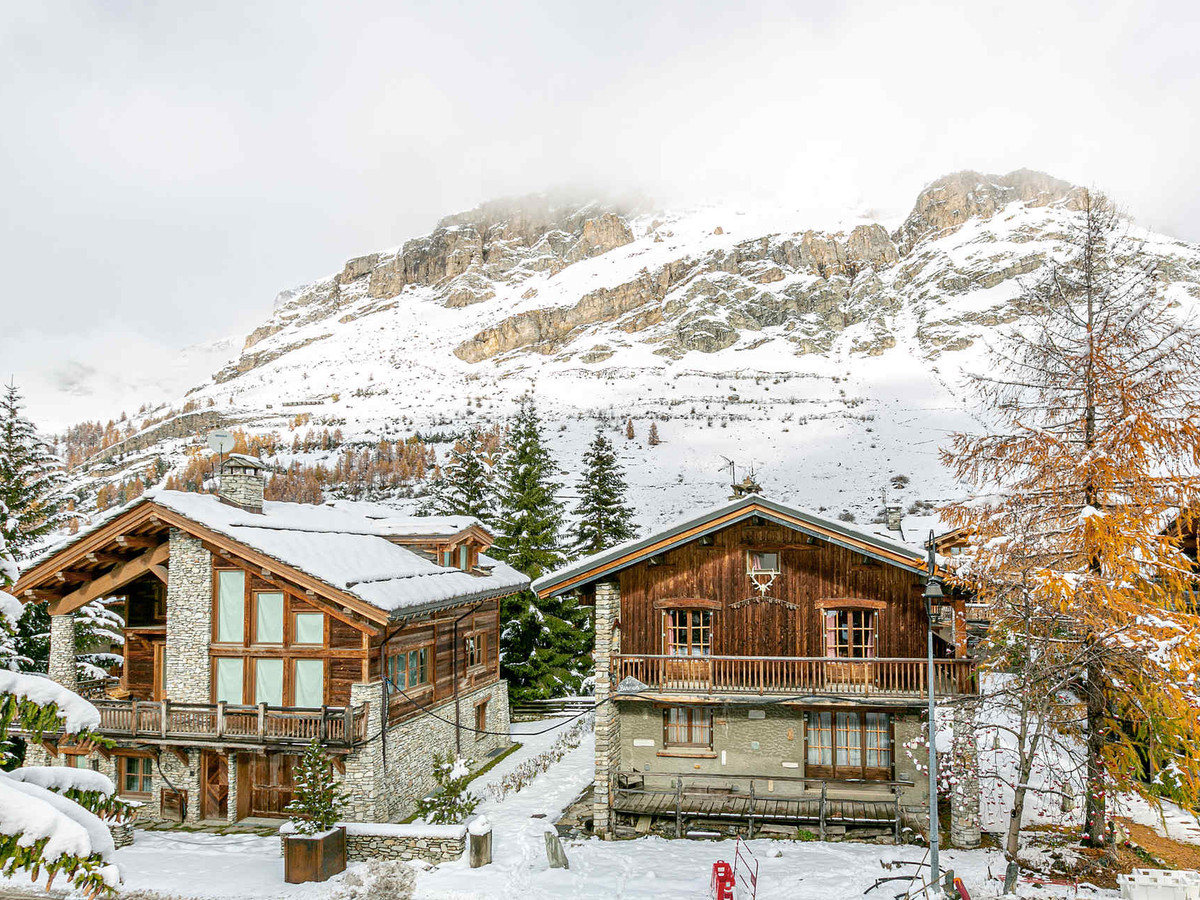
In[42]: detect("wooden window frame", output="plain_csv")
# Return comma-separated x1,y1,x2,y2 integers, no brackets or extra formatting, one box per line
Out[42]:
746,550,781,575
663,706,713,749
664,609,712,658
464,632,488,671
388,644,433,691
213,568,248,645
474,697,488,738
824,609,877,659
117,754,155,798
292,611,325,646
253,591,286,646
805,710,892,780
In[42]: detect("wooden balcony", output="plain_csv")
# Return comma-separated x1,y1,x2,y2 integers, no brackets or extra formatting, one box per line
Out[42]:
613,654,977,698
81,699,372,748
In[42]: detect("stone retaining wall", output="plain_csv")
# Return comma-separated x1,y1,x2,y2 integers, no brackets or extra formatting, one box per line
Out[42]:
280,824,466,863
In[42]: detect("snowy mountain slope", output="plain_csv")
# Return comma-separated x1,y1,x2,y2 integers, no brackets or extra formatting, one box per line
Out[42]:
65,170,1200,534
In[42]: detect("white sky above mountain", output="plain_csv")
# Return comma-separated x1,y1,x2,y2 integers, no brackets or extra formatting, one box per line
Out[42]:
2,0,1198,430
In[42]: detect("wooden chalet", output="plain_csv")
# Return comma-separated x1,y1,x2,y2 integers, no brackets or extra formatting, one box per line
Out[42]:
13,457,526,825
533,493,982,845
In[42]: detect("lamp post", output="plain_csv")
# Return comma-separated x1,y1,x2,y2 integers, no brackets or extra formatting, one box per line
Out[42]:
924,531,943,887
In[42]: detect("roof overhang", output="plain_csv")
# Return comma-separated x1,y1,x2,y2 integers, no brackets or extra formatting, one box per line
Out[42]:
533,495,932,599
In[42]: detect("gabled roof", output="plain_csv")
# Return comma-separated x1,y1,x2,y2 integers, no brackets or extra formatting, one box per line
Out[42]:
18,490,528,623
532,494,932,599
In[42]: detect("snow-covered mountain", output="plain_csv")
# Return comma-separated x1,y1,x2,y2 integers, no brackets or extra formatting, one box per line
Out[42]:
65,170,1200,533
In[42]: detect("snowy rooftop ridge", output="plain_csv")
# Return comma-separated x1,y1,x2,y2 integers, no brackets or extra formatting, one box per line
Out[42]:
533,493,932,597
26,490,526,618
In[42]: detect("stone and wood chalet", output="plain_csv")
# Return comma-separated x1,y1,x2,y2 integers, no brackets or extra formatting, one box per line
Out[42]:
532,494,982,844
12,456,527,825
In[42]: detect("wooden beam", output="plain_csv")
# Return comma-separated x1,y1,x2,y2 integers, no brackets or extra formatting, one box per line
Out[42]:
52,543,171,615
169,746,189,766
54,570,91,585
85,551,125,566
331,756,346,775
148,564,170,585
116,535,159,550
41,740,60,758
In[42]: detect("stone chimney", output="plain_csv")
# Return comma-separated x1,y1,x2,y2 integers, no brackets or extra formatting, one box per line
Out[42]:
220,454,265,513
885,505,903,534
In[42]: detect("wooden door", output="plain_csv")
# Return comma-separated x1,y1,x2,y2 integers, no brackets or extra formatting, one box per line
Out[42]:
152,641,167,701
238,752,298,818
200,751,229,820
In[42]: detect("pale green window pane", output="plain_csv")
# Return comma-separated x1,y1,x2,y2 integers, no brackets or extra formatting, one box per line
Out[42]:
214,658,244,704
293,659,324,708
255,592,284,644
216,570,246,643
294,613,324,645
255,658,284,706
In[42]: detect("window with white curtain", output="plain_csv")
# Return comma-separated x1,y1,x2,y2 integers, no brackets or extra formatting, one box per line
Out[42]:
255,658,284,706
293,612,324,645
214,657,244,704
216,570,246,642
293,659,324,708
255,592,284,643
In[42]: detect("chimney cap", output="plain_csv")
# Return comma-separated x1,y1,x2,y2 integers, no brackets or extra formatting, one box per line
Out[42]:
222,453,265,472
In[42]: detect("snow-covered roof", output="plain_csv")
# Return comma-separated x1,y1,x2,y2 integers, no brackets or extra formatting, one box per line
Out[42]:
533,493,931,597
28,490,526,620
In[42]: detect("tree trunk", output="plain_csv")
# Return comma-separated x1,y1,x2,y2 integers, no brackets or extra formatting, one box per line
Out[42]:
1084,652,1107,846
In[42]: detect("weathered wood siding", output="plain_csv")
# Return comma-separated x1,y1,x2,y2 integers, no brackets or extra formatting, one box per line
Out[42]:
618,519,930,658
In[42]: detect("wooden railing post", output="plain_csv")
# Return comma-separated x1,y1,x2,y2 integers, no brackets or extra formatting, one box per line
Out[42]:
319,706,328,742
257,702,267,740
675,779,683,838
216,701,226,738
819,781,827,841
160,700,169,738
344,705,355,745
130,699,138,737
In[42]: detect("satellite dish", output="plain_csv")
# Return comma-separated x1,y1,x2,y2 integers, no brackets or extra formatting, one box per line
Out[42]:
207,429,235,455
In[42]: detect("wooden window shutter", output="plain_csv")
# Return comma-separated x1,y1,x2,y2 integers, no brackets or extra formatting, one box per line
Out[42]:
824,611,837,658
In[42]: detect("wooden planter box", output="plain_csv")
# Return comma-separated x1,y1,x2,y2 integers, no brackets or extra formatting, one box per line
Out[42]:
284,826,347,884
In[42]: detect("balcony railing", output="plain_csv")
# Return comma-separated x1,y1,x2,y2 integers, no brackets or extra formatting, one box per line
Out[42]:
614,655,977,697
85,699,371,748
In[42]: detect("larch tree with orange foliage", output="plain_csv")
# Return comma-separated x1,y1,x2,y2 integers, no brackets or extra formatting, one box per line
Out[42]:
941,190,1200,852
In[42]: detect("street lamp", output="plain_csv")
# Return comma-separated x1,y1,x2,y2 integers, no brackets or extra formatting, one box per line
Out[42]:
924,532,943,887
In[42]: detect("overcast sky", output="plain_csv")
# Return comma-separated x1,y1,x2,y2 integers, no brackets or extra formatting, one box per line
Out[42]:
3,0,1198,430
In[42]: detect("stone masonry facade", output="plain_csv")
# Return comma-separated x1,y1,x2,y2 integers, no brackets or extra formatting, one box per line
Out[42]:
340,679,511,823
279,827,466,864
592,579,621,838
165,528,212,702
48,614,78,693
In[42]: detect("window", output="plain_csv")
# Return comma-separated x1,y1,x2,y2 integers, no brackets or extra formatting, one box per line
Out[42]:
663,707,712,748
293,612,324,645
293,659,324,708
464,633,487,669
388,646,431,689
824,610,876,658
214,657,244,704
666,610,711,657
119,756,153,796
65,753,91,770
255,658,284,706
442,549,454,567
255,592,284,644
474,698,488,734
216,570,246,643
747,551,780,575
459,544,470,571
806,711,890,779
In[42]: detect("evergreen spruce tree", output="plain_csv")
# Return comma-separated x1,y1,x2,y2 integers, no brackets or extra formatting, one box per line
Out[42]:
0,382,66,673
493,397,591,700
284,739,350,834
420,427,497,524
570,430,637,556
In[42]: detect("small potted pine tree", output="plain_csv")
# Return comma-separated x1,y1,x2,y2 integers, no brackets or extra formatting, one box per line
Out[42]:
282,739,350,884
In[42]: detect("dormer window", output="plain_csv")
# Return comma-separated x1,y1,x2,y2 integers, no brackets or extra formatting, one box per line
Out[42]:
747,551,780,575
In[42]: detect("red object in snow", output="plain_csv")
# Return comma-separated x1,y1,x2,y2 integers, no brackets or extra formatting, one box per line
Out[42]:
711,861,735,900
953,877,972,900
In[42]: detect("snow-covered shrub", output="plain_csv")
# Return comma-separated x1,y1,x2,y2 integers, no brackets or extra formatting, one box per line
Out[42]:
332,860,414,900
485,715,592,805
415,753,479,825
7,767,137,824
284,739,350,835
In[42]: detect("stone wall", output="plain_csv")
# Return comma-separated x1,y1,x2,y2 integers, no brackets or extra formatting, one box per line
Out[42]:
592,580,621,838
48,614,77,691
280,823,466,863
165,529,212,703
219,471,264,512
339,679,511,823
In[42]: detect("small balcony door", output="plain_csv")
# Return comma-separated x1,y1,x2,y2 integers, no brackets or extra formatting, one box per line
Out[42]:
663,609,712,690
152,641,167,701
